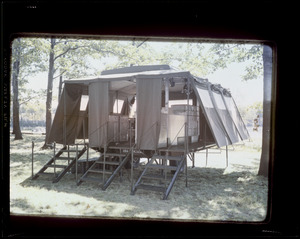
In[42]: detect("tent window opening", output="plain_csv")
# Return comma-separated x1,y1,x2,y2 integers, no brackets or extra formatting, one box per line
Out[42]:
80,95,89,111
113,99,124,114
130,97,136,118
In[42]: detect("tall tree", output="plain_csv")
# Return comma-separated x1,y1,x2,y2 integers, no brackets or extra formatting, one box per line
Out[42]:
43,38,56,147
11,38,47,140
11,38,22,140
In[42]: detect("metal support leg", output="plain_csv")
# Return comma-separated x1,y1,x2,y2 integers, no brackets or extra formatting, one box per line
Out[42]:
185,156,188,187
131,148,134,192
191,153,195,168
67,144,70,173
119,150,123,182
205,148,208,167
103,148,106,183
226,145,228,168
31,141,34,179
53,142,56,176
164,152,168,189
85,145,89,173
76,144,78,183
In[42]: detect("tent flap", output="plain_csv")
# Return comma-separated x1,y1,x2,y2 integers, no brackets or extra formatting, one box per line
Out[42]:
88,81,109,148
210,90,240,144
194,86,228,147
47,84,82,144
223,95,249,140
193,80,249,148
136,78,162,150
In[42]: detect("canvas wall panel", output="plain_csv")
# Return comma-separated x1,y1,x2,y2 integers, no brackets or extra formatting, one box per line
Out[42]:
136,78,162,150
224,96,249,140
47,84,82,144
88,81,109,148
195,87,229,147
211,91,240,144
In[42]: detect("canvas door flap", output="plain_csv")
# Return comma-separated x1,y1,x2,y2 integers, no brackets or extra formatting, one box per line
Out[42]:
88,81,109,148
47,84,82,144
136,78,162,150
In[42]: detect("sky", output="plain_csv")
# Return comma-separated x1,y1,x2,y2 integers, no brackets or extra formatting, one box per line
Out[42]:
25,41,263,109
206,62,263,107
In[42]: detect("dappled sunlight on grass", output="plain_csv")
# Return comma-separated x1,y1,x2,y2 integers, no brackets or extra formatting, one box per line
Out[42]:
10,134,267,221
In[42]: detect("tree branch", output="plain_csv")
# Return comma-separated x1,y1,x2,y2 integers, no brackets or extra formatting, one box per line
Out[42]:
19,96,37,105
53,69,67,80
54,47,76,61
136,39,148,48
54,39,80,46
19,90,46,105
54,45,89,61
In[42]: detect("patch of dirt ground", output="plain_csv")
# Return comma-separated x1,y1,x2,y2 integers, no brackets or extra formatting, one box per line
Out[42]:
9,131,268,222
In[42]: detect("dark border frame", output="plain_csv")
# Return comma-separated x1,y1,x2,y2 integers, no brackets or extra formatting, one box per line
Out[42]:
1,1,298,238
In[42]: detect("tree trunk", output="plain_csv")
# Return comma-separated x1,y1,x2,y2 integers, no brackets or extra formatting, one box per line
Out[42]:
58,75,63,100
12,39,23,140
258,45,272,177
42,38,56,148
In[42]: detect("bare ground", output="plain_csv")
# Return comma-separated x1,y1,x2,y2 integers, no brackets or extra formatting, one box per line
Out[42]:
10,130,268,222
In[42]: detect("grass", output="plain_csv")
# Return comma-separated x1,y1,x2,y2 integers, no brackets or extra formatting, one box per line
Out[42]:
9,129,268,221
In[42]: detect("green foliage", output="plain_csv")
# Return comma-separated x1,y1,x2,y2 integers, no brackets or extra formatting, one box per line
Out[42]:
20,100,45,121
11,38,264,124
11,38,47,87
97,40,159,70
46,38,101,79
248,101,263,116
169,43,213,76
12,38,264,86
210,44,263,81
238,101,263,126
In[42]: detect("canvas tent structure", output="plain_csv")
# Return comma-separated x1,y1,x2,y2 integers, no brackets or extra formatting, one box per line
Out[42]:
33,65,249,199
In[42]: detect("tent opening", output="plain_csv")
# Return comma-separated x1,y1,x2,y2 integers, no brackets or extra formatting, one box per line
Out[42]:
113,99,124,114
80,95,89,111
